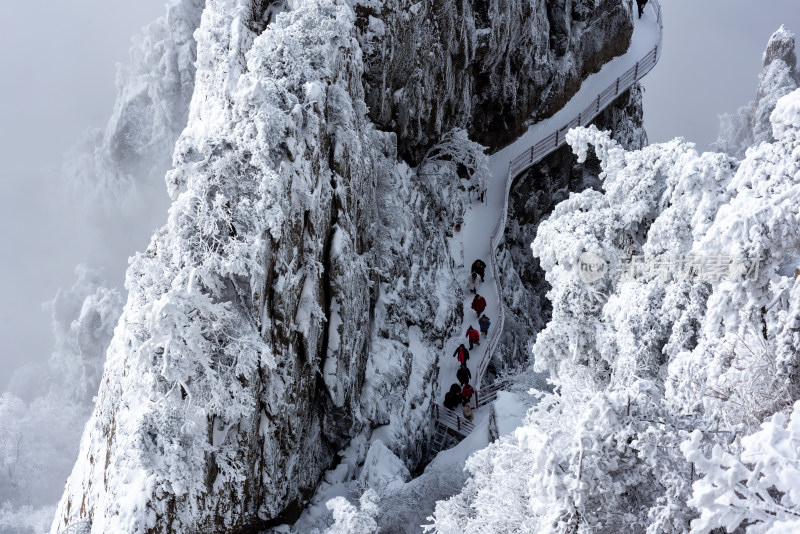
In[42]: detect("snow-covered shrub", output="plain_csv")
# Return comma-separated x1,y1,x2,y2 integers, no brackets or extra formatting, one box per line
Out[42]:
427,381,694,533
671,331,795,435
322,489,380,534
683,400,800,534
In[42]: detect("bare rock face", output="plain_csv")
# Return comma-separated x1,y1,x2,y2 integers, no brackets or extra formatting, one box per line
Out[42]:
354,0,634,161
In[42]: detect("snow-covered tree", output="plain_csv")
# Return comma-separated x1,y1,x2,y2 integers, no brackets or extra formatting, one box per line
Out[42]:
427,85,800,533
418,128,490,191
683,400,800,534
323,490,380,534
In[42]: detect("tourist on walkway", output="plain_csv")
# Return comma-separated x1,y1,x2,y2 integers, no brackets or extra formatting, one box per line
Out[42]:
466,272,479,294
471,294,487,318
456,363,471,387
461,383,475,405
462,399,474,422
444,388,461,410
479,314,491,337
453,343,470,364
637,0,647,18
466,325,480,349
471,259,486,282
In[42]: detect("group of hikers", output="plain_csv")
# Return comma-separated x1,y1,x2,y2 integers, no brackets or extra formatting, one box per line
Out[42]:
443,259,492,423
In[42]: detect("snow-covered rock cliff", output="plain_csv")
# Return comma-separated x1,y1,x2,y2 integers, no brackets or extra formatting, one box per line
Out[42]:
356,0,634,159
64,0,203,210
51,0,640,532
52,2,463,531
714,26,799,159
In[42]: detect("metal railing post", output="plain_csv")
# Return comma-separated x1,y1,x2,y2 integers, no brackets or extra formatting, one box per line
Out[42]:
615,77,619,94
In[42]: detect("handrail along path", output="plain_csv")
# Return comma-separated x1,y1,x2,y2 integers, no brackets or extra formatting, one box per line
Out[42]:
433,0,663,440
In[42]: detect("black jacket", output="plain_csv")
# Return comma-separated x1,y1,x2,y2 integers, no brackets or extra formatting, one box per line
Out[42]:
457,366,471,384
444,391,461,410
453,346,470,361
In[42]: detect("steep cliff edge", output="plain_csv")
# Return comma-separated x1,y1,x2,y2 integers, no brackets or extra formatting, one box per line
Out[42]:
355,0,633,159
52,2,461,532
52,0,640,532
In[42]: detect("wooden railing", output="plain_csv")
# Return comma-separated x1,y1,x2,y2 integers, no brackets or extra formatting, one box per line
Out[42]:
474,378,512,408
435,0,663,438
435,404,476,436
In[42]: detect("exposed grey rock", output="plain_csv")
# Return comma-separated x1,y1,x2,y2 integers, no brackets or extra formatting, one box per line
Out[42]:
354,0,634,161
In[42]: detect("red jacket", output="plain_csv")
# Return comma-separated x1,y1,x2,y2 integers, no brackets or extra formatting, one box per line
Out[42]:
454,346,470,364
466,327,480,342
471,296,487,314
462,384,475,401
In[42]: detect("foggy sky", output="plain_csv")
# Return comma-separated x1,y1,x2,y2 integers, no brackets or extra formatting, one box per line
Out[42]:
0,0,167,387
643,0,800,149
1,0,799,386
